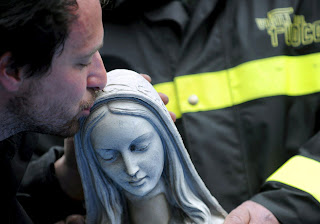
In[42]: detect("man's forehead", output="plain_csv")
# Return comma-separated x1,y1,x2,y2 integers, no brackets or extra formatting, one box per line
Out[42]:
66,0,103,54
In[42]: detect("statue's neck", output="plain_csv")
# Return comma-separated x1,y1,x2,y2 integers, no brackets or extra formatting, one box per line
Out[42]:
126,177,171,224
128,192,171,224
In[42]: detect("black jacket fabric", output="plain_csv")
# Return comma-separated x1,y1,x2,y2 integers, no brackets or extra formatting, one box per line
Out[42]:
101,0,320,223
0,133,84,224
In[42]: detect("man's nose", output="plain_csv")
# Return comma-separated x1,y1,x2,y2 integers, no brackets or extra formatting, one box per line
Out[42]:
87,52,107,90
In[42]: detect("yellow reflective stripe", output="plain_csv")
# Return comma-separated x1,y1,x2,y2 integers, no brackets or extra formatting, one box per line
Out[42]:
153,71,233,118
175,70,233,114
267,155,320,202
230,53,320,104
153,52,320,119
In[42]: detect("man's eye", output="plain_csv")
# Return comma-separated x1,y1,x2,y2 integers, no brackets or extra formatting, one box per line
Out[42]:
78,62,92,68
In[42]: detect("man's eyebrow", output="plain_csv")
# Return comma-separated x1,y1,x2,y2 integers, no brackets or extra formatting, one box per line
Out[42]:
79,41,104,59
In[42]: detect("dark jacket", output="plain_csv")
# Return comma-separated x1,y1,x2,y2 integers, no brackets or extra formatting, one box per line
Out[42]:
0,133,84,224
101,0,320,223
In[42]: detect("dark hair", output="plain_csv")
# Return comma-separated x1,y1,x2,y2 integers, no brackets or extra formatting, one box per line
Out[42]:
0,0,78,78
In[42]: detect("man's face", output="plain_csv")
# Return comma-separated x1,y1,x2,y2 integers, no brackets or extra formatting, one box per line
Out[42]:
12,0,107,137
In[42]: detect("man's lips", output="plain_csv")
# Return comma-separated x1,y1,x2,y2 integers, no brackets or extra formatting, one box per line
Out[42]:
82,102,94,111
83,106,92,111
79,103,94,117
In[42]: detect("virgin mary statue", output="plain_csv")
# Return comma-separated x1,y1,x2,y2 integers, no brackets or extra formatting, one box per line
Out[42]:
74,69,227,224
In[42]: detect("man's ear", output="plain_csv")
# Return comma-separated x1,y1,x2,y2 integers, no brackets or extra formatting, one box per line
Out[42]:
0,52,24,92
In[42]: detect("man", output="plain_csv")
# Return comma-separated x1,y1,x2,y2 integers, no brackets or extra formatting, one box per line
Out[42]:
100,0,320,223
0,0,107,222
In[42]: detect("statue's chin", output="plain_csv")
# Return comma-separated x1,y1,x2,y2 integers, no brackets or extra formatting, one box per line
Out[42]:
125,177,166,202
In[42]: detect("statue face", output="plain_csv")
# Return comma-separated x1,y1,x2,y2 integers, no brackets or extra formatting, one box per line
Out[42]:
91,111,165,197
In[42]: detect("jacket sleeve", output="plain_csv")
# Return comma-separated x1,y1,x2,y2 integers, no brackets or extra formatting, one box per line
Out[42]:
251,132,320,224
17,147,85,224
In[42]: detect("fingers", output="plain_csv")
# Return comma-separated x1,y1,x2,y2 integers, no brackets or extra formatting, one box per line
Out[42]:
54,137,84,200
140,73,167,105
66,215,85,224
224,201,279,224
158,92,176,122
64,137,75,152
158,92,169,105
224,203,250,224
140,74,177,122
140,73,152,83
55,215,85,224
63,137,78,169
169,111,176,122
54,221,65,224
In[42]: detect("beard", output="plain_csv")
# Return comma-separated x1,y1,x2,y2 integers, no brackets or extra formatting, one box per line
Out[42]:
7,83,97,138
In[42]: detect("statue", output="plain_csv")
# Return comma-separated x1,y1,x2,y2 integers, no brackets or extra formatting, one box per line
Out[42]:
74,69,227,224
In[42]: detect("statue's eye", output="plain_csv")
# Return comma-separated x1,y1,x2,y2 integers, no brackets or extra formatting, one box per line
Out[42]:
97,149,118,162
130,143,150,152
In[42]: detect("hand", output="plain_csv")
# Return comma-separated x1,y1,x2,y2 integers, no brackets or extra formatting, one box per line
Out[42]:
55,214,85,224
141,74,176,122
224,201,279,224
54,138,84,200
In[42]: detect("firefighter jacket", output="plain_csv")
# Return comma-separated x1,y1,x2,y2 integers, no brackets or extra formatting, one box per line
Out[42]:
0,133,85,223
101,0,320,223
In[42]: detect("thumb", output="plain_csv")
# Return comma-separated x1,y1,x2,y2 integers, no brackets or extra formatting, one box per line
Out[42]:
224,205,250,224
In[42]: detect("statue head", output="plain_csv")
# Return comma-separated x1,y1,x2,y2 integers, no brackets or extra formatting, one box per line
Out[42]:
75,69,227,224
90,101,165,198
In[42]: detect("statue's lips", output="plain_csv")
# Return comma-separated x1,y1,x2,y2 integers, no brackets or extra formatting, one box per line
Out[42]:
129,177,146,187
